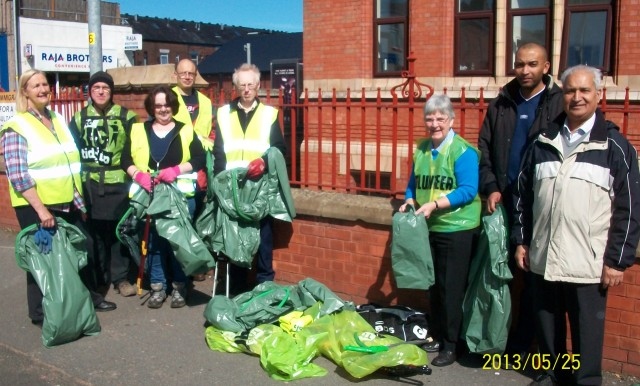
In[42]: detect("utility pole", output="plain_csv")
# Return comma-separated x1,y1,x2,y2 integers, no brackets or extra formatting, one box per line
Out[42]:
12,0,21,90
87,0,102,75
244,43,251,65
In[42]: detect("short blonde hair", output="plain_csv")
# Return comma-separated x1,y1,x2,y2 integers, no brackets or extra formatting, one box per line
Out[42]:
16,69,48,113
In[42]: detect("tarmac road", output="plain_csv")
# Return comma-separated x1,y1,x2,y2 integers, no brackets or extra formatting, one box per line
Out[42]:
0,229,637,386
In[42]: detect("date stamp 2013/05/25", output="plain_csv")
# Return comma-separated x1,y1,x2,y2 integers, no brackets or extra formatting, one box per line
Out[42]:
482,353,581,371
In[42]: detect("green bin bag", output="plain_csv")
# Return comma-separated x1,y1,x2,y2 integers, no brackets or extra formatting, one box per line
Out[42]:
118,183,215,276
391,205,435,289
15,219,101,347
195,148,295,267
462,204,512,354
203,278,354,334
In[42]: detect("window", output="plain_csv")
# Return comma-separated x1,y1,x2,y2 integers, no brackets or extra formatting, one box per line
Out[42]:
143,51,148,66
190,52,199,65
374,0,408,77
159,49,169,64
561,0,613,74
455,0,495,75
507,0,551,74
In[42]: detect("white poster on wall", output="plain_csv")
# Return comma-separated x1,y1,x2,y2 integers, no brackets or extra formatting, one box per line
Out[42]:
0,92,16,126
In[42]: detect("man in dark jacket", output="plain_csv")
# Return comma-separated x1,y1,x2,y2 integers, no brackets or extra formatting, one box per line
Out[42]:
477,42,564,359
69,71,139,297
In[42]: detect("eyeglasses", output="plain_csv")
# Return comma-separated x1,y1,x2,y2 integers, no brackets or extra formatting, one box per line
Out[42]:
91,86,111,94
237,83,257,90
177,71,196,79
424,116,450,125
154,104,171,109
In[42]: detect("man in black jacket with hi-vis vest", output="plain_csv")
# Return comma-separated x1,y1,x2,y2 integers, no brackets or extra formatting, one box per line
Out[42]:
212,63,286,294
69,71,139,297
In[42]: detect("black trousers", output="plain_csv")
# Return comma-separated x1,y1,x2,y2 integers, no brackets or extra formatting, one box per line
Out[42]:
502,186,536,354
228,216,275,293
531,274,607,386
428,226,479,352
90,218,134,287
15,206,104,322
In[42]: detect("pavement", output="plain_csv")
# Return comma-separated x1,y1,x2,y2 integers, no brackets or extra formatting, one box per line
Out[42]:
0,229,637,386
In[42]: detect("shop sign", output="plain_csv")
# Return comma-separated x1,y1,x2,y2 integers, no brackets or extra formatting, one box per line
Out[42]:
124,34,143,51
34,46,118,72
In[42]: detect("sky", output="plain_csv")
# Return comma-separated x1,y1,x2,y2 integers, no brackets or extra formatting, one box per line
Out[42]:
114,0,303,32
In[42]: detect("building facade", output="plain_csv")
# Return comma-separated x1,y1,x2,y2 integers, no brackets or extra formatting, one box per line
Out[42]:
304,0,638,101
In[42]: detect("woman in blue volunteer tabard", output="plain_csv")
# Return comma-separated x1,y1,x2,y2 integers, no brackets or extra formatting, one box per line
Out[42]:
120,85,205,309
399,94,481,367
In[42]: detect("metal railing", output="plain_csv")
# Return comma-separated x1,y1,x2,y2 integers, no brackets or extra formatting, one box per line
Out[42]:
50,66,640,199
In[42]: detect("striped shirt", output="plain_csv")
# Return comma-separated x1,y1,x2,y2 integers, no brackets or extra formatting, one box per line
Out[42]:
1,109,85,213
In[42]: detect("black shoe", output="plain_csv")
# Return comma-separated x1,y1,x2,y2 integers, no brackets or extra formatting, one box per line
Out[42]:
421,339,441,353
529,373,556,386
431,350,456,367
31,319,43,327
94,300,117,312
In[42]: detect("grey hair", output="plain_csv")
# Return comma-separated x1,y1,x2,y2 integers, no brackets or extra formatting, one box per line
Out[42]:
423,94,455,119
561,65,602,89
232,63,261,86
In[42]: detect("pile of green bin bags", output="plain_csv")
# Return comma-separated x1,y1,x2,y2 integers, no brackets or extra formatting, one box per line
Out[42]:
15,219,100,347
195,148,296,267
462,205,512,354
203,278,428,381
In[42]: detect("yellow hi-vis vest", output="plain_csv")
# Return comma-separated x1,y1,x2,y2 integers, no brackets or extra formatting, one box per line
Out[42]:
172,86,213,139
129,122,197,196
1,112,83,207
217,103,277,169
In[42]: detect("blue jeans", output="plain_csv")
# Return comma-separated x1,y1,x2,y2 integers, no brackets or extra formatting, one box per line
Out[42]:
146,197,195,290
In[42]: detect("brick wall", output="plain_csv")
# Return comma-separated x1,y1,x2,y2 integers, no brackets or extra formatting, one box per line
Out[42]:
617,1,640,76
602,264,640,377
272,214,429,310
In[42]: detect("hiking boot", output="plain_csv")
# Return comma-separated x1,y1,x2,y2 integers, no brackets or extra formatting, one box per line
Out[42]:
115,281,137,297
170,282,187,308
147,283,166,309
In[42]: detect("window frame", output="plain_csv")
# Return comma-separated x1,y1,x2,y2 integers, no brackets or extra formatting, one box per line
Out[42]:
506,3,552,75
159,49,169,65
454,2,495,76
373,0,409,78
560,1,614,75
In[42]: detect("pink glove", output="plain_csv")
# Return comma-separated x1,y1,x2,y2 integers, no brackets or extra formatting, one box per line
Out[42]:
158,165,181,183
134,171,152,192
246,158,265,179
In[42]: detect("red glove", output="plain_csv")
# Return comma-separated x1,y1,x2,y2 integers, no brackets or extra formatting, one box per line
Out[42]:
246,158,266,179
134,171,152,192
196,169,208,191
158,165,181,183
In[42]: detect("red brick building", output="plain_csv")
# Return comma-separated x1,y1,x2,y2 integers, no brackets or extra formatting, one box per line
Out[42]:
295,0,640,377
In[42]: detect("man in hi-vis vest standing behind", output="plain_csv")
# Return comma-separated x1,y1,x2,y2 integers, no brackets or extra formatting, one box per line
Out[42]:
172,58,214,281
212,63,286,294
